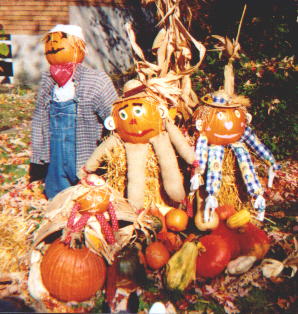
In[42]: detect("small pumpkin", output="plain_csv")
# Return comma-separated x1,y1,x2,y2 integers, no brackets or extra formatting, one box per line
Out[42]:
215,204,236,221
44,31,85,65
111,97,165,144
165,208,189,232
40,238,106,302
76,175,111,215
145,241,170,270
196,234,231,278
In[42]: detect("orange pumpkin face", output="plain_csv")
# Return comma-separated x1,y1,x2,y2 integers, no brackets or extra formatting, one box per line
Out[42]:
76,176,110,215
40,239,106,302
202,107,246,145
112,97,164,144
44,31,85,65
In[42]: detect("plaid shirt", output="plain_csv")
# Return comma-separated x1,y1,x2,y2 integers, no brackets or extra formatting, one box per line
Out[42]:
31,64,118,171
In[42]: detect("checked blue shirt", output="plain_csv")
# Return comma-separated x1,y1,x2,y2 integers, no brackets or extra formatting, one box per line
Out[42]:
31,64,118,172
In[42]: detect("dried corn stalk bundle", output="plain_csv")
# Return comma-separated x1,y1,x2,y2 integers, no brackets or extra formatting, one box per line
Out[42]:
32,181,156,264
127,0,206,119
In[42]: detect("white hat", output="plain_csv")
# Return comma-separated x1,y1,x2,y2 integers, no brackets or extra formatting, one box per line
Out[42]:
48,24,85,42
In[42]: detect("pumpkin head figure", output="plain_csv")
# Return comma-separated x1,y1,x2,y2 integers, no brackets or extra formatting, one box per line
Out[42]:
194,90,250,145
43,24,86,65
104,80,168,144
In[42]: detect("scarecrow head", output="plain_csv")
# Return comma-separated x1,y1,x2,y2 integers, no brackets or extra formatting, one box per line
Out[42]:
193,90,251,145
43,24,86,65
104,80,168,144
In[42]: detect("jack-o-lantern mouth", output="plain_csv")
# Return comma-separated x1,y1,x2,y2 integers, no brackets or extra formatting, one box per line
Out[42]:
46,47,65,55
213,132,240,139
124,128,154,137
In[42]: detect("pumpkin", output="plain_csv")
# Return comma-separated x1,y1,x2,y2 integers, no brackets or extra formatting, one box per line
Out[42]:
196,234,231,278
40,238,106,302
111,97,164,144
145,241,170,270
212,221,241,259
44,31,85,65
215,204,236,221
200,106,246,145
237,222,270,259
165,208,189,232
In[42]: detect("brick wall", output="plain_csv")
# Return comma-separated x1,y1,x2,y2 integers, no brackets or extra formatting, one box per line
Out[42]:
0,0,126,35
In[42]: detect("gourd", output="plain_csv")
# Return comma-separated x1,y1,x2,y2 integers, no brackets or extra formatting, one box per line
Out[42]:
44,31,85,65
226,209,251,229
226,255,257,275
165,241,199,291
40,238,106,302
194,206,219,231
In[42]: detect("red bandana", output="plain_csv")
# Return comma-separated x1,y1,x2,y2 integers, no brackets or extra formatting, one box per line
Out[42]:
50,63,76,87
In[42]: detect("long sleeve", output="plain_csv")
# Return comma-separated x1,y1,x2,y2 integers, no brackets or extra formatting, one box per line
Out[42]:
241,126,280,171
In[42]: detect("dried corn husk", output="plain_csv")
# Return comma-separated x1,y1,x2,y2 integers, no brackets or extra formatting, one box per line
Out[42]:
32,180,156,264
128,0,206,119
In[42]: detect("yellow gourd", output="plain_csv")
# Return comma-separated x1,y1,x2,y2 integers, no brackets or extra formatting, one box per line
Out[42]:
226,209,251,229
165,241,200,291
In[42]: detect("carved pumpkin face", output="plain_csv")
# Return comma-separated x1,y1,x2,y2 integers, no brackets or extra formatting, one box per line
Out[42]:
201,107,246,145
76,175,111,215
111,97,166,144
44,31,85,65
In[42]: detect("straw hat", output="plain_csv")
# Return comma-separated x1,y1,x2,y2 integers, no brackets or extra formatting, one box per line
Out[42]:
114,79,152,104
201,89,250,108
47,24,85,42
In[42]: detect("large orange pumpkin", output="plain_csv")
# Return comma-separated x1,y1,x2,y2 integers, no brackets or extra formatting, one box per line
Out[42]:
40,238,106,302
112,97,164,144
44,31,85,65
202,107,246,145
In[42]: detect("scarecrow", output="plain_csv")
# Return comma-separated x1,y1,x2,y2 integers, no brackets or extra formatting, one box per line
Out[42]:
79,79,195,210
30,24,118,199
190,32,280,223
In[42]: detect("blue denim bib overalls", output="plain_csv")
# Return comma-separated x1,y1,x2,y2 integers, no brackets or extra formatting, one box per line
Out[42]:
44,94,78,199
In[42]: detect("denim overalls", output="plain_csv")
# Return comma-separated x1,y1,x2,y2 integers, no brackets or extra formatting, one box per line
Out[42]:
44,93,79,199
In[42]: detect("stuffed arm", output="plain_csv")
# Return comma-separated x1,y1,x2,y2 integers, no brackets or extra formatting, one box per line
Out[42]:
241,126,281,188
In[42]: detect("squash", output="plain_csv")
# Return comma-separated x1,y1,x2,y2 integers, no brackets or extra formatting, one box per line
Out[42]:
44,31,85,65
226,209,251,229
165,241,199,291
40,238,106,302
226,255,257,275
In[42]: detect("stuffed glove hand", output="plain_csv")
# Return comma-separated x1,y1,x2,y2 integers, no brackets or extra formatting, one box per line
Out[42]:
254,194,266,221
190,173,204,192
204,195,218,222
268,164,281,188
